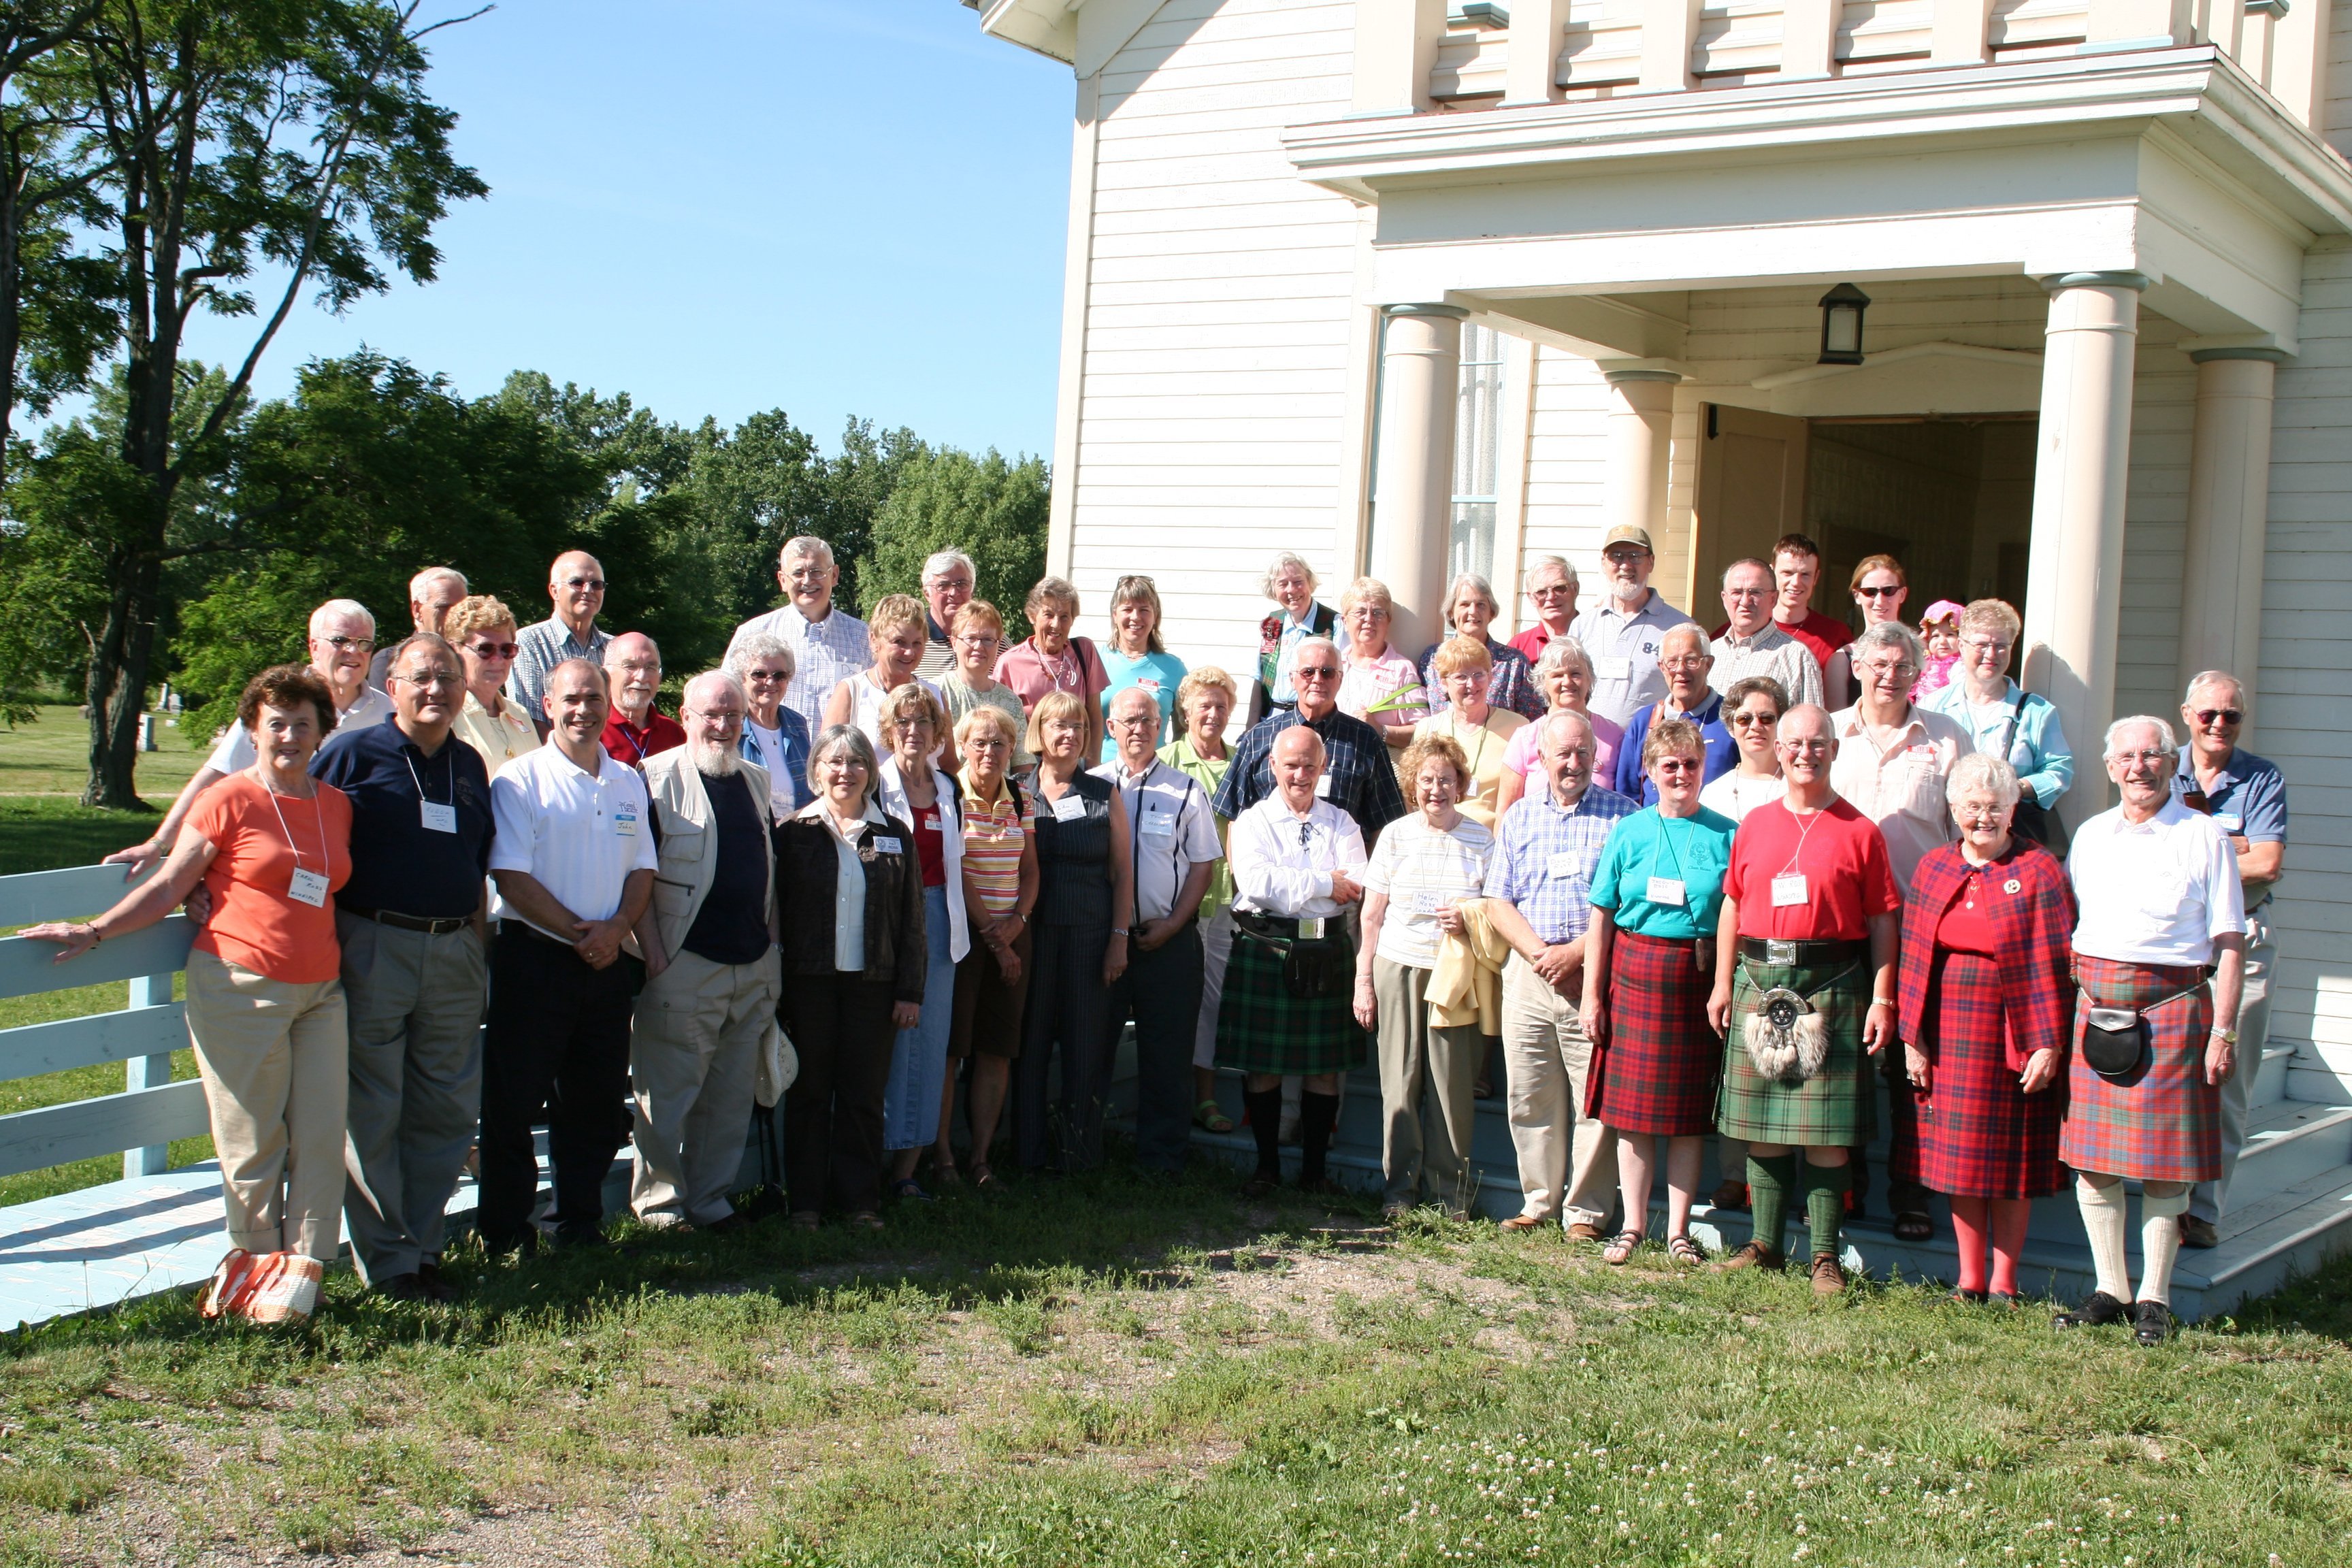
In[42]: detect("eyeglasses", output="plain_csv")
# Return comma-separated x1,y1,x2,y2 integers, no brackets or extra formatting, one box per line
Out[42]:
2111,750,2170,765
560,577,606,591
1728,711,1778,728
2193,708,2242,726
1529,583,1575,598
466,640,519,659
393,670,461,689
1603,548,1649,565
1295,666,1339,681
1722,588,1769,601
321,635,374,651
1959,637,2010,655
1859,660,1918,679
1109,713,1157,729
1653,758,1702,774
683,708,742,723
953,634,997,649
1780,738,1833,754
1857,585,1905,599
1660,656,1710,672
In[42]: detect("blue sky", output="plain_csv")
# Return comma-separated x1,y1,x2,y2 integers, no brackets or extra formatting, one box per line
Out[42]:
177,1,1074,460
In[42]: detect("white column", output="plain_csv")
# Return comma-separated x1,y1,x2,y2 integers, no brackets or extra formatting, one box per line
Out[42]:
1602,368,1679,545
1781,0,1842,78
1371,304,1467,660
2176,346,2286,704
1352,0,1448,115
1503,0,1574,106
1637,0,1703,93
1929,0,1997,63
2021,271,2148,830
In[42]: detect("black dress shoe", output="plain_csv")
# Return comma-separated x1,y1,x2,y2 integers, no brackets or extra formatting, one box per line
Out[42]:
1948,1288,1991,1305
416,1261,459,1303
2133,1298,2174,1345
480,1230,538,1262
703,1211,751,1235
2054,1289,2129,1329
553,1222,611,1251
374,1272,426,1301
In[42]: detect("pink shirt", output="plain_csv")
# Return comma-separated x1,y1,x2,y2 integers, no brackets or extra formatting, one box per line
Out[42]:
992,635,1108,715
1338,647,1426,728
1502,708,1622,787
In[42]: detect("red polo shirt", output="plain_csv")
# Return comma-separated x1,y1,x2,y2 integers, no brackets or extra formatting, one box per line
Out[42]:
601,710,685,768
1508,624,1566,666
1722,797,1901,941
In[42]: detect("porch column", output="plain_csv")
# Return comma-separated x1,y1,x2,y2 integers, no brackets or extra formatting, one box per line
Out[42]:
2020,271,2147,830
1371,304,1467,659
1601,368,1679,546
2176,347,2287,711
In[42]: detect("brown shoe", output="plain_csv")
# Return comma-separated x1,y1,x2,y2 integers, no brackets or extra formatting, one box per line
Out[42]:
2178,1214,2219,1249
1810,1252,1847,1294
1565,1222,1607,1243
1717,1241,1782,1272
1710,1178,1750,1211
1498,1214,1545,1233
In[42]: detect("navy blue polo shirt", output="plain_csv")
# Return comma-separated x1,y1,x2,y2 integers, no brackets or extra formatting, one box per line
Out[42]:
313,720,495,919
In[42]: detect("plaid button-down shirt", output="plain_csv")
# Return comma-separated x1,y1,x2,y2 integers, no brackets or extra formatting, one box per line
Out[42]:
1213,705,1407,842
1482,782,1639,944
1708,622,1823,709
728,604,872,735
506,617,611,721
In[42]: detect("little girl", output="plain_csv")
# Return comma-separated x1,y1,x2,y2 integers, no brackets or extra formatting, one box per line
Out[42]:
1913,599,1964,700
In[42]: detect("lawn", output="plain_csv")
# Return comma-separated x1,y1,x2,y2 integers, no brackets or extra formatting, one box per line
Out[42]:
0,1173,2345,1567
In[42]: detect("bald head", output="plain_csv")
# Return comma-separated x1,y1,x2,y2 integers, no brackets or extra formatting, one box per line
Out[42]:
1109,686,1164,768
1537,708,1597,806
1778,702,1837,799
681,670,745,776
1271,724,1327,810
550,549,606,634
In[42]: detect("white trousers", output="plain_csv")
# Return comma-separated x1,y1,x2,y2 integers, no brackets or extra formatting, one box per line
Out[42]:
1499,954,1618,1228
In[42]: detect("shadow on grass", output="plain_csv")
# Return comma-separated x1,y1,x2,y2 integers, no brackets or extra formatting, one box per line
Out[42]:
0,800,159,879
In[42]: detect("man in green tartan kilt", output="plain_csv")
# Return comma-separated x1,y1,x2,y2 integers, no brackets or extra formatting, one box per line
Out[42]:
1705,705,1904,1292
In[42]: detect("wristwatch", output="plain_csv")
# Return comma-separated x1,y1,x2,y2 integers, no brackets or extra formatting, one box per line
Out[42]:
2211,1026,2239,1045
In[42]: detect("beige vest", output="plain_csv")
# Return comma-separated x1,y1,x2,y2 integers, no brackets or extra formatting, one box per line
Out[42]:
643,749,777,960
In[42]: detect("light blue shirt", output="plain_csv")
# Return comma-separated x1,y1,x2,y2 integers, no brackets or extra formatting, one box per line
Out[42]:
1098,648,1188,762
1268,605,1353,706
1482,782,1640,945
1918,678,2074,809
1567,590,1688,730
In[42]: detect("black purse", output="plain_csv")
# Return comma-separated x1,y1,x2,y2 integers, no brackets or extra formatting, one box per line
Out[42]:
1232,909,1356,1000
2078,1007,2146,1080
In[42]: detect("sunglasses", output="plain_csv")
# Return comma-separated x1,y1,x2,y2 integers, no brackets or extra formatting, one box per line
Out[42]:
1857,585,1904,598
2193,708,2242,726
561,576,607,591
1653,758,1702,774
1728,711,1778,728
467,640,520,659
1295,666,1340,681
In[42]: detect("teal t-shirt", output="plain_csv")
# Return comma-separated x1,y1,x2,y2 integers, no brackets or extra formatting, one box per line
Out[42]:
1587,806,1737,939
1099,648,1188,762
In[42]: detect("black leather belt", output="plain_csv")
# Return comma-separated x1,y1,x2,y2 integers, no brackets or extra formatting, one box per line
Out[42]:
341,902,472,936
1738,937,1867,966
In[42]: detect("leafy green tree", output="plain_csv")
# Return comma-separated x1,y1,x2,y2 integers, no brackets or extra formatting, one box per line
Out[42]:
862,446,1050,638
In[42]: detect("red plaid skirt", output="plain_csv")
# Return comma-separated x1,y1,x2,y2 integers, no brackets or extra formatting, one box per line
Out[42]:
1893,951,2065,1198
2058,955,2219,1183
1588,929,1719,1138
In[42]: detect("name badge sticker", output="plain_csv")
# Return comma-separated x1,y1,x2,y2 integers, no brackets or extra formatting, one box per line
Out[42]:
1646,876,1687,907
614,806,639,838
1142,810,1175,837
289,868,331,908
2212,814,2242,832
1546,849,1584,881
420,801,458,834
1050,794,1085,822
1595,655,1634,680
1770,872,1809,908
923,815,942,832
1409,892,1442,917
1315,773,1333,798
871,835,903,855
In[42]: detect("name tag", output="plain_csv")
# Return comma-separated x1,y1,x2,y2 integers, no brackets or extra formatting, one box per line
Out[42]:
923,815,942,832
1138,677,1162,693
1646,876,1687,907
1547,849,1584,881
420,801,458,834
1595,655,1633,679
1050,794,1085,822
1771,872,1809,908
2213,814,2242,832
872,835,903,855
1315,773,1333,798
1409,892,1442,917
614,806,639,837
1142,810,1174,837
289,868,331,908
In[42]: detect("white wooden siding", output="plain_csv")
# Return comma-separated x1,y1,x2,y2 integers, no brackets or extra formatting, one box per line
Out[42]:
2326,0,2352,162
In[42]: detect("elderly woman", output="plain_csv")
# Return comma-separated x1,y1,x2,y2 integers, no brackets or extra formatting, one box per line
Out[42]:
775,724,930,1230
1494,637,1622,818
1411,636,1527,829
1698,676,1787,823
877,684,979,1200
1352,734,1493,1218
2055,717,2247,1344
1919,598,2074,848
945,705,1038,1188
1892,754,2074,1305
1223,725,1371,1195
1015,689,1134,1172
445,595,540,772
1335,576,1427,747
996,577,1110,761
822,593,937,747
1418,572,1541,722
1162,666,1242,1133
26,666,353,1322
727,630,811,814
938,599,1032,776
1098,574,1187,761
1580,718,1737,1267
1250,550,1348,723
1823,553,1910,710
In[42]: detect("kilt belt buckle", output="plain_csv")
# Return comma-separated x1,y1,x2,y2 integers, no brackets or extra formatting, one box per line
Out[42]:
1298,917,1326,940
1766,939,1799,966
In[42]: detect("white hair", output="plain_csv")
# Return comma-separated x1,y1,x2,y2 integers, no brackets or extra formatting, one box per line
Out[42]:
921,548,976,585
1946,752,2023,809
780,535,835,570
1539,709,1596,750
1294,635,1341,665
1526,555,1576,588
2183,669,2246,709
725,632,795,682
1659,621,1710,657
1261,551,1318,598
1535,634,1592,681
2104,715,2179,760
410,566,466,599
682,669,746,712
310,598,376,637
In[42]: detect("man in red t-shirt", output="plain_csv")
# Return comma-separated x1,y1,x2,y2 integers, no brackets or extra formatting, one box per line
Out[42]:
1767,534,1855,673
1705,704,1901,1292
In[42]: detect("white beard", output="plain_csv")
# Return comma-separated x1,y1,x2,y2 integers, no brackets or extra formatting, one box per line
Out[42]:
690,738,739,777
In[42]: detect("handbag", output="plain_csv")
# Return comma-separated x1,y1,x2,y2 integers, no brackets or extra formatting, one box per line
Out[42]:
1232,909,1356,1000
2076,977,2209,1082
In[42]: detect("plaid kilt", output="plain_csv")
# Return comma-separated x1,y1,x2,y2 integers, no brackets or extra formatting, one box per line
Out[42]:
1893,951,2065,1198
1588,930,1719,1137
2059,955,2218,1183
1716,955,1875,1146
1215,930,1368,1075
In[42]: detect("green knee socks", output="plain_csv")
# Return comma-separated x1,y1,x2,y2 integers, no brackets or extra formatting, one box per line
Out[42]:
1806,1162,1850,1260
1746,1154,1797,1258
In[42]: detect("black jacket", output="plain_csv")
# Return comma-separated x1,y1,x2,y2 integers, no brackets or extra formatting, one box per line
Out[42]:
774,808,929,1003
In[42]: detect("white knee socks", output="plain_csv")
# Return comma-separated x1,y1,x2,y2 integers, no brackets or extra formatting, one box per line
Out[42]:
2138,1186,2189,1306
2076,1174,2130,1302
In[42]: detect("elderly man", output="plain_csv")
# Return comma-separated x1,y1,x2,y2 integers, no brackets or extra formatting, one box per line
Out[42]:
1507,555,1580,666
1482,710,1639,1239
1707,704,1904,1292
1097,686,1224,1174
1710,559,1823,708
481,659,659,1255
627,671,781,1232
1216,636,1407,843
600,632,685,767
509,551,612,724
107,598,394,875
725,536,870,734
1567,525,1688,730
917,548,979,681
312,632,493,1301
2172,671,2287,1248
1613,624,1737,802
2057,716,2246,1340
368,567,468,690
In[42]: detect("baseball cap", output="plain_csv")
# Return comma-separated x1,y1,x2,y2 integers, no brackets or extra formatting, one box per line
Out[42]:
1601,525,1654,554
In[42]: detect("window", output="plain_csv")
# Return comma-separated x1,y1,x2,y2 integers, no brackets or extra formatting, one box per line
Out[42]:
1450,323,1503,584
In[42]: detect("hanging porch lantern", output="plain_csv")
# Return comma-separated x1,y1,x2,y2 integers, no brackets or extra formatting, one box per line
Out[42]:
1817,282,1871,365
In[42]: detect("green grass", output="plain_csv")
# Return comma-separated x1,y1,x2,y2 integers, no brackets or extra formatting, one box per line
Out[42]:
0,703,207,802
0,1173,2345,1566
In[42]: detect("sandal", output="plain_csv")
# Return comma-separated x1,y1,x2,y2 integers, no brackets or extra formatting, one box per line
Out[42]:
1667,1235,1705,1268
1601,1230,1644,1266
889,1178,934,1203
969,1163,998,1192
1194,1098,1235,1134
1893,1210,1935,1243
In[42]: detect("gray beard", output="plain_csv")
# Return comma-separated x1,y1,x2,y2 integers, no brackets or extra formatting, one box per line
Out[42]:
690,739,739,777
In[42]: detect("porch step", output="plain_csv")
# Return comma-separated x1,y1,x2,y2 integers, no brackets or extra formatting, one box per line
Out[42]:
2230,1102,2352,1208
2251,1042,2296,1112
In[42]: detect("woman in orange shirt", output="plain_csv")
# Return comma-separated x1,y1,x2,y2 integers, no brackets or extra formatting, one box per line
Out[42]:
26,665,355,1316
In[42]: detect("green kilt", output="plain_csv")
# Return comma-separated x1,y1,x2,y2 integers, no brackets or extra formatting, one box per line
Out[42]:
1215,930,1367,1075
1716,955,1875,1146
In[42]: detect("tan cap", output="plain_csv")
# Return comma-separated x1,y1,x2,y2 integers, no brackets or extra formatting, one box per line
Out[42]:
1601,524,1654,554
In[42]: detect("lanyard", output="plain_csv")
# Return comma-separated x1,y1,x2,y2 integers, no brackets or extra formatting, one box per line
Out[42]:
263,778,331,878
612,721,649,764
1654,812,1693,884
402,747,448,808
1779,804,1825,880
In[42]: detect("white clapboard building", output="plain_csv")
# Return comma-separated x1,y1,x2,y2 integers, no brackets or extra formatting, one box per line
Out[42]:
966,0,2352,1296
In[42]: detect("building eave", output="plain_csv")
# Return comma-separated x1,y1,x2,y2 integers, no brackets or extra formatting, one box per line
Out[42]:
976,0,1077,66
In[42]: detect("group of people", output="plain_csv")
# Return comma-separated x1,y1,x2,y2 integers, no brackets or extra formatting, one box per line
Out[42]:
27,527,2286,1342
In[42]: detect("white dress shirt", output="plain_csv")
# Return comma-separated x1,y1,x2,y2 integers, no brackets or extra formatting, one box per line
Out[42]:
1228,796,1368,920
796,796,889,972
2068,796,2247,966
209,682,391,774
1092,757,1224,924
878,755,971,962
487,742,659,936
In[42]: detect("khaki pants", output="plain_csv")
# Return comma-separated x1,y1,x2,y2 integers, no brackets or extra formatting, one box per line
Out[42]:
630,948,781,1227
184,949,350,1261
1500,953,1618,1228
1373,957,1483,1214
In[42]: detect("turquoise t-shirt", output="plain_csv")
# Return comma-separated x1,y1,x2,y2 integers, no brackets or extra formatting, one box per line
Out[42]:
1099,648,1188,762
1586,806,1737,939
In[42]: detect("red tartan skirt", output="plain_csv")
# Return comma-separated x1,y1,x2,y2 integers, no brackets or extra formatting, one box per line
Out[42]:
2058,955,2219,1183
1588,929,1720,1138
1893,950,2065,1198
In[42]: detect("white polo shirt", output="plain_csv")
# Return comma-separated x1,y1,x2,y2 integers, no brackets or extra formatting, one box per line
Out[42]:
2068,796,2246,967
208,683,391,773
488,742,659,936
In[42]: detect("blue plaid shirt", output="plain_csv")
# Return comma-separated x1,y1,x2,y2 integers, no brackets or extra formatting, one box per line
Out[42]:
1482,781,1640,943
1214,706,1407,840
